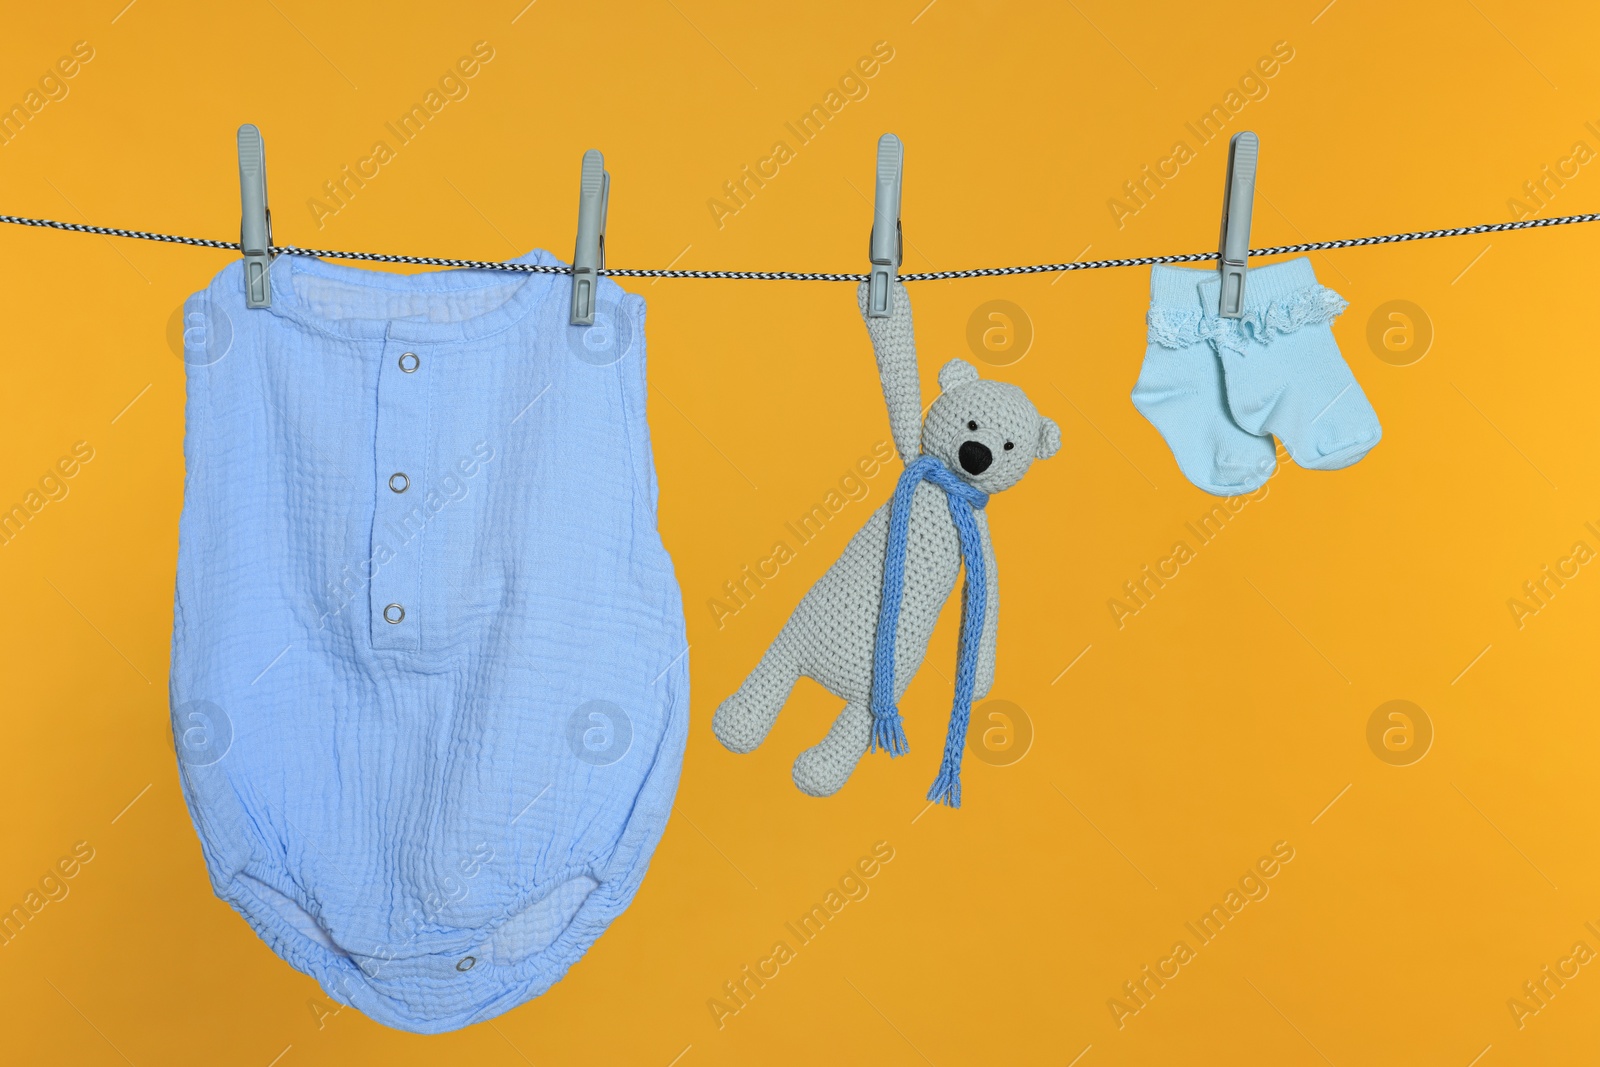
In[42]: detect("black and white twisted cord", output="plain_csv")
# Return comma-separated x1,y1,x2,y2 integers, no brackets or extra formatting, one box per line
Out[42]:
3,210,1597,281
0,214,243,251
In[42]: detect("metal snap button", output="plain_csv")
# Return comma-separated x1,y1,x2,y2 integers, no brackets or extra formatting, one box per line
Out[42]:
383,603,405,624
398,352,420,373
456,956,476,972
388,472,409,493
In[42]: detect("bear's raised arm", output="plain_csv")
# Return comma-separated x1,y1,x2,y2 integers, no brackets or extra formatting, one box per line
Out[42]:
857,280,923,466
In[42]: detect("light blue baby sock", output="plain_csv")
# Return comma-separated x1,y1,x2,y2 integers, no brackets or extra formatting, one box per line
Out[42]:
1198,258,1382,471
1134,264,1277,495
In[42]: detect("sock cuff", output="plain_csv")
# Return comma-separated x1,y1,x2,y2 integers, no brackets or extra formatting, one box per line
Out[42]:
1149,263,1211,307
1197,256,1322,314
1148,257,1346,352
1152,257,1325,313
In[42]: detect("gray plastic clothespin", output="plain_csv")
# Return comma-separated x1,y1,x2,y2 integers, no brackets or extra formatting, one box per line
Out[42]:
237,124,273,309
866,133,903,318
570,149,610,326
1216,131,1259,319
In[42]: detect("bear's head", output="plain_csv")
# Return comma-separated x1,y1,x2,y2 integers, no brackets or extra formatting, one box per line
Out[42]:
920,359,1062,493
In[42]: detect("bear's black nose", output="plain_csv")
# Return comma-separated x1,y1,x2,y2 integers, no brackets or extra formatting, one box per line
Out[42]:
958,440,993,475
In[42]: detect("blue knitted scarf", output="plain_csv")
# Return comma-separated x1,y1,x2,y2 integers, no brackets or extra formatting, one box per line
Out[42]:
869,453,989,808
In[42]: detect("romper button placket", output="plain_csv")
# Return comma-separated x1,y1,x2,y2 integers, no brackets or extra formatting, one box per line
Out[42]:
381,353,418,634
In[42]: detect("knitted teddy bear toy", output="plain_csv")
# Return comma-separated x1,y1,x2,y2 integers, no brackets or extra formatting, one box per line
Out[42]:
712,281,1061,807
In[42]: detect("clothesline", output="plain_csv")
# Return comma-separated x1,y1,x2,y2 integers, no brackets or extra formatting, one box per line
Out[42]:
1,210,1597,282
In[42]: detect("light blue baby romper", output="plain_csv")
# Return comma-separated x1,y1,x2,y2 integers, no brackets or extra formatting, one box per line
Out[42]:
170,249,689,1033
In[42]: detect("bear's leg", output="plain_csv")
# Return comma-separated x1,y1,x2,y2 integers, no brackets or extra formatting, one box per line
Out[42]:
792,701,872,797
712,647,801,754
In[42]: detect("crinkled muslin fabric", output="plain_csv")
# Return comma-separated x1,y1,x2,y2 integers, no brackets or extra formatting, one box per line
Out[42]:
169,250,688,1034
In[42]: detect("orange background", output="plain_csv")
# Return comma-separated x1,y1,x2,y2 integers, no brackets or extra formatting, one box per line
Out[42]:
3,1,1598,1064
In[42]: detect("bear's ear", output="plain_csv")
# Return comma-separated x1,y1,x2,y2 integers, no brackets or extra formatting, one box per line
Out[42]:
1036,417,1062,460
938,358,981,392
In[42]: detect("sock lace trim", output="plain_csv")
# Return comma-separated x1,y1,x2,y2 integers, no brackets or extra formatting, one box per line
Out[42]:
1147,284,1348,350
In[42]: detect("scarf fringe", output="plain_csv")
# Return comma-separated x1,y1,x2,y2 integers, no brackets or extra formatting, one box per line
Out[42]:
926,761,962,808
870,708,909,757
